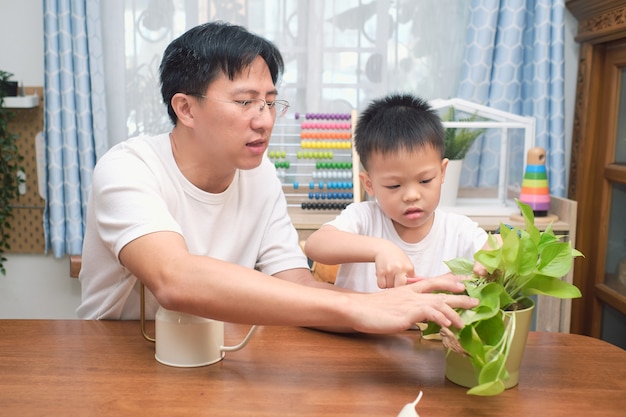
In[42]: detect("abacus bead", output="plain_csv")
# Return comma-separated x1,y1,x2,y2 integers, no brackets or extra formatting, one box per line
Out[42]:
293,181,299,189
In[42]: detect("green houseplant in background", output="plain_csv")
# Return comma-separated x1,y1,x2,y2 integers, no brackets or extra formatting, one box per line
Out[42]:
425,199,583,396
440,107,486,206
442,107,486,161
0,70,24,275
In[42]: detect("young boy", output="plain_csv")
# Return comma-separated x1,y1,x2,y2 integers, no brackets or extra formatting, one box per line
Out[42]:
304,93,488,292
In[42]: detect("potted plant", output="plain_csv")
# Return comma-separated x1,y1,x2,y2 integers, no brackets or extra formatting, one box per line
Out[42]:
440,107,485,206
0,70,24,275
424,199,583,396
442,107,485,161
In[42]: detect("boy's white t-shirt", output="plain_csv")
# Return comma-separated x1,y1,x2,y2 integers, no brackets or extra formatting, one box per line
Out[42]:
326,201,488,293
76,133,308,320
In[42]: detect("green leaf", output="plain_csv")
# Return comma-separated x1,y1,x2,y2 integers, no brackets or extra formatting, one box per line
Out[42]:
517,234,538,276
474,248,501,274
500,230,521,276
474,313,505,346
537,242,575,277
463,279,488,299
477,351,506,385
517,199,540,243
458,325,485,363
467,379,506,396
521,274,582,298
422,321,441,336
445,257,475,275
460,282,503,326
499,290,516,309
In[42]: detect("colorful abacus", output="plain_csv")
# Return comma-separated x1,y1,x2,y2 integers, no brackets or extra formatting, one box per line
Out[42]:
519,147,550,217
295,112,351,120
269,111,360,211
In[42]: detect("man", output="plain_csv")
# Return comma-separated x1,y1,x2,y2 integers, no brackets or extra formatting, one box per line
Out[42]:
77,21,476,333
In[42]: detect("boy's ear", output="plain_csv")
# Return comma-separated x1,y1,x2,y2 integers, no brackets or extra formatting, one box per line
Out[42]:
359,170,375,197
440,158,449,185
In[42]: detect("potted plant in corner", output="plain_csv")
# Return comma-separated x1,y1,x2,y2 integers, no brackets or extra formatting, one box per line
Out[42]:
440,107,485,206
0,70,24,275
424,199,583,396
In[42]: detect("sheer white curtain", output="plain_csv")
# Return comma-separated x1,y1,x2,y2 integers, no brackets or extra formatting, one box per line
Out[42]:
101,0,469,147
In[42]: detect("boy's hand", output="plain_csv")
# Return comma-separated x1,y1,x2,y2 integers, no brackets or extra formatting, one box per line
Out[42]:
374,242,417,289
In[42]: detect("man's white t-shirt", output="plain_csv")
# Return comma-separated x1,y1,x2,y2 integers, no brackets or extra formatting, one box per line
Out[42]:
326,201,488,293
76,133,308,320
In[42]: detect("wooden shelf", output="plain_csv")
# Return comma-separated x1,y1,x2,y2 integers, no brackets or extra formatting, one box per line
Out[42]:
290,195,574,237
3,95,39,108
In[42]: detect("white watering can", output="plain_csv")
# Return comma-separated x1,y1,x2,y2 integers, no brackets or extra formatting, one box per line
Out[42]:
140,284,256,367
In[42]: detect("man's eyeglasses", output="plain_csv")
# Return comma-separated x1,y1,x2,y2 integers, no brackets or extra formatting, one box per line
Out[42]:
186,93,290,118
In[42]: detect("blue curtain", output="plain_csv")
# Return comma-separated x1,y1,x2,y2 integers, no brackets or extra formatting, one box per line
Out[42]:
43,0,108,257
457,0,566,197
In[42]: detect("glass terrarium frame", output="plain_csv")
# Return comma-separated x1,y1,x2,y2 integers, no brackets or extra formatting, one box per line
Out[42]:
429,98,536,215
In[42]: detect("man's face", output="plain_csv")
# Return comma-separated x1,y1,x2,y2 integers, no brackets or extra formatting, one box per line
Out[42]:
191,56,280,172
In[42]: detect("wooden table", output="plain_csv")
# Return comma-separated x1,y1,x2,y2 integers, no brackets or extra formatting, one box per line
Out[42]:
1,320,624,416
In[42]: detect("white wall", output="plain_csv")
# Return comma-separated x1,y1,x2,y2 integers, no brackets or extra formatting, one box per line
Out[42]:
0,0,44,86
0,1,581,319
0,0,81,319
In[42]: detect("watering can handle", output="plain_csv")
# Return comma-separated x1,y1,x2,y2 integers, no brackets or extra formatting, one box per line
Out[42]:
140,283,155,343
222,325,257,352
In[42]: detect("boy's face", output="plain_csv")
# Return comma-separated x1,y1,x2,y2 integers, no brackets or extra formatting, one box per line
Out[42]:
360,145,448,242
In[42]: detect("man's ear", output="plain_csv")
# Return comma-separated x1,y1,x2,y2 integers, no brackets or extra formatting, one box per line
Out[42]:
170,93,195,127
359,170,375,197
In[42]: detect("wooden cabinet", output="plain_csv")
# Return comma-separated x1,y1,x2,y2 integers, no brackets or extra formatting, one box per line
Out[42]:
567,0,626,348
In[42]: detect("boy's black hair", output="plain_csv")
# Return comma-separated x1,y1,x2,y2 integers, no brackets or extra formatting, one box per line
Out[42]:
159,21,285,125
354,93,445,169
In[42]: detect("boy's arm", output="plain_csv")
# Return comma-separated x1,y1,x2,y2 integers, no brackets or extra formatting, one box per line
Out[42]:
304,225,416,288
